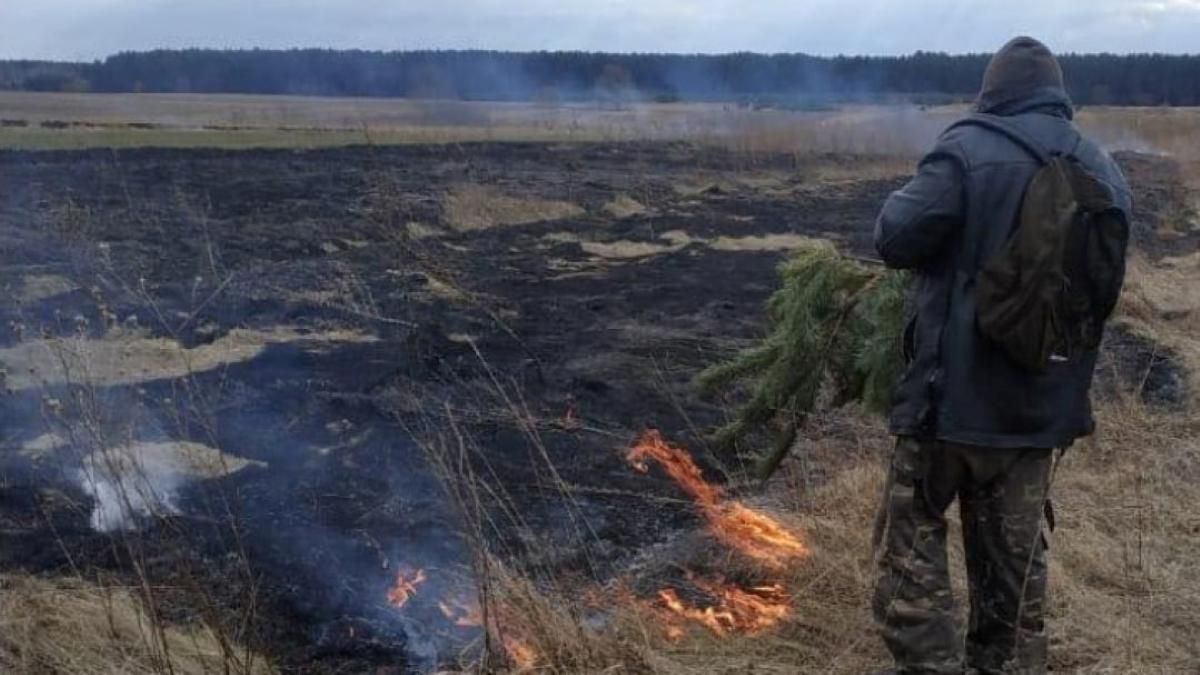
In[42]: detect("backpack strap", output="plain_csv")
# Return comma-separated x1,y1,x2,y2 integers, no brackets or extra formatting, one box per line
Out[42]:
945,113,1054,166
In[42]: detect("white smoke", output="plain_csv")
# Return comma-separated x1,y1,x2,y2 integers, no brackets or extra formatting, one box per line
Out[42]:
70,440,265,532
75,445,184,532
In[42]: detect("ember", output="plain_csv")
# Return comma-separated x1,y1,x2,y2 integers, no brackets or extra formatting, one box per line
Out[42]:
385,568,427,609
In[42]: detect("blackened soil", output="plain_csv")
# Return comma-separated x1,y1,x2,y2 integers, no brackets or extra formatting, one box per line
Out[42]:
1114,151,1200,257
0,142,1191,672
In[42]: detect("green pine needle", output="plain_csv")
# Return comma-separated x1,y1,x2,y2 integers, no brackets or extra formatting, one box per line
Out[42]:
697,242,911,476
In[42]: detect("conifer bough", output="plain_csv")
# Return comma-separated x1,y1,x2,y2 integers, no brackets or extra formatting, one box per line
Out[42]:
698,243,910,481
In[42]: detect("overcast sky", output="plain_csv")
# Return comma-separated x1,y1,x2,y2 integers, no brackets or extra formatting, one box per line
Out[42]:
3,0,1199,61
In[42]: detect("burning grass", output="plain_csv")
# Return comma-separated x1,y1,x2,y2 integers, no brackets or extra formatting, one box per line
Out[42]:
27,398,1189,674
430,402,1200,674
393,248,1200,673
651,578,792,640
387,567,429,609
627,430,808,569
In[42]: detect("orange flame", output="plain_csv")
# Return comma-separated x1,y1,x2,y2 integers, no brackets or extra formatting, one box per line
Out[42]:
437,594,539,670
502,637,540,670
627,431,808,568
386,568,427,608
654,577,791,638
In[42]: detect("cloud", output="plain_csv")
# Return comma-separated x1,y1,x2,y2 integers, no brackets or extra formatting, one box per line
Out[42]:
2,0,1199,61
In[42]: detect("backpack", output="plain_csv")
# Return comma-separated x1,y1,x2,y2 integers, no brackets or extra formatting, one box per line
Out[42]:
949,113,1130,374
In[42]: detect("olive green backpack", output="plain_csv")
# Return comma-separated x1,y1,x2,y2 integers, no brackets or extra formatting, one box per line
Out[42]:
950,114,1129,373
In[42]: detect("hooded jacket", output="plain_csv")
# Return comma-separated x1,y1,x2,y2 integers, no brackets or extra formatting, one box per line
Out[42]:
874,38,1133,449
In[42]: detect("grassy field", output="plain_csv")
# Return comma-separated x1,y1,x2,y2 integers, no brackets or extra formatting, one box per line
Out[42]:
0,91,955,154
4,92,1200,159
1,92,1198,674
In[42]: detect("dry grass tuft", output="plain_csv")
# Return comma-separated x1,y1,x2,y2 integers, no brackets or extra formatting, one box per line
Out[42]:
443,185,583,232
603,195,650,219
0,326,376,391
0,574,273,675
1117,251,1200,395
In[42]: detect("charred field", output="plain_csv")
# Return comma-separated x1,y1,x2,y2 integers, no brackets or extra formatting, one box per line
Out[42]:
1,139,1198,674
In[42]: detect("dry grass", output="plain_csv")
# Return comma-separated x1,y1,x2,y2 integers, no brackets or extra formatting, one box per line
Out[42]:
0,574,273,675
6,92,1199,673
544,230,820,261
603,195,650,219
0,125,620,151
445,399,1199,673
7,265,1195,675
0,326,377,390
1114,252,1200,411
442,185,583,232
1077,106,1200,160
409,246,1200,674
5,91,1200,161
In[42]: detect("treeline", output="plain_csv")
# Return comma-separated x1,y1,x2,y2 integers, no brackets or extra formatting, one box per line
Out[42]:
3,49,1200,106
0,60,91,93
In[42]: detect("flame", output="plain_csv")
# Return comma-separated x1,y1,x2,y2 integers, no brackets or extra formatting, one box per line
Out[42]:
627,432,803,639
501,637,539,670
654,577,791,638
386,568,427,608
375,431,802,662
437,594,539,670
627,431,807,568
437,597,484,628
708,502,809,568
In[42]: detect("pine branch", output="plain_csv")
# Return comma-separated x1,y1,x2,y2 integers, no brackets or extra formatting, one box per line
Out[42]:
698,242,911,480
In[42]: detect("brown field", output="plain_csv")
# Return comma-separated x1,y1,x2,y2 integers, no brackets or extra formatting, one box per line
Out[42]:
4,91,1200,160
0,93,1198,674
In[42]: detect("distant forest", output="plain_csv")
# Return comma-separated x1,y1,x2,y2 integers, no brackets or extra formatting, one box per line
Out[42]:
3,49,1200,106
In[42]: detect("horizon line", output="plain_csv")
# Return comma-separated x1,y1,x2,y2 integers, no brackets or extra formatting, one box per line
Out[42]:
6,46,1200,65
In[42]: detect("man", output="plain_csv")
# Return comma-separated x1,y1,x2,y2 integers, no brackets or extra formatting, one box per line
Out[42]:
871,37,1132,674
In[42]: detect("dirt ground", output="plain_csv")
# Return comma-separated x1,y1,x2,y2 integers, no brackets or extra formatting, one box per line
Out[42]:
0,141,1195,673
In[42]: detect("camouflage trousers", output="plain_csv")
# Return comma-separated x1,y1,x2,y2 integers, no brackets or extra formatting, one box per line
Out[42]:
873,437,1055,674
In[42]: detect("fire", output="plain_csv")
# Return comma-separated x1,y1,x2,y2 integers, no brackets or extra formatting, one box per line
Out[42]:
627,431,808,568
437,597,483,628
374,431,802,664
654,577,791,638
709,502,809,568
386,567,427,608
500,637,539,670
437,594,540,670
627,432,804,639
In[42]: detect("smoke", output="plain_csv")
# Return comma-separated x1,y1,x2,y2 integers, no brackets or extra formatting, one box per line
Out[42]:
1100,133,1172,157
1077,116,1174,158
68,439,265,531
74,442,182,532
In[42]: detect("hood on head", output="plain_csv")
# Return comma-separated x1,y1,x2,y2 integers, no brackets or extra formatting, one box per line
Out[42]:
976,36,1073,118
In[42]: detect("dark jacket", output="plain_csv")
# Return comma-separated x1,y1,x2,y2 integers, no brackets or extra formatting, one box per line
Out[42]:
874,89,1132,449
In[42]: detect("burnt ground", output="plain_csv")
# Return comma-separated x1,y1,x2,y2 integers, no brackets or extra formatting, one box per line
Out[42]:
0,142,1193,673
